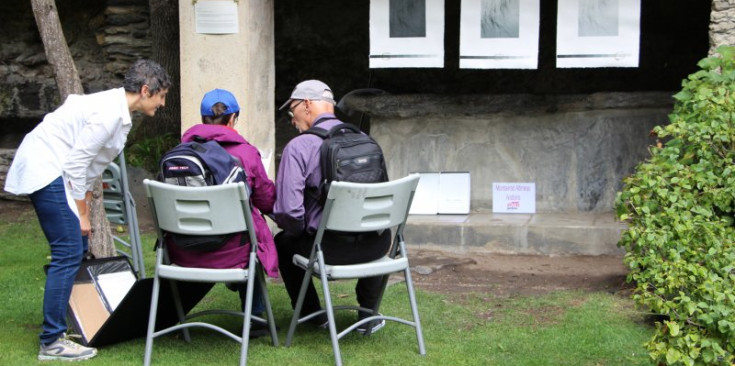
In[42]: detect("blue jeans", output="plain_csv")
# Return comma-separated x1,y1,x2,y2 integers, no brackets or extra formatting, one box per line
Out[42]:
30,176,88,345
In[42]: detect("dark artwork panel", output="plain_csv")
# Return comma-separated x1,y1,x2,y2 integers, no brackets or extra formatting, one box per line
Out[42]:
390,0,426,38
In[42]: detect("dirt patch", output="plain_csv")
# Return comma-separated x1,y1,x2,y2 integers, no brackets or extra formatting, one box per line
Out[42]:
0,199,631,297
408,249,629,297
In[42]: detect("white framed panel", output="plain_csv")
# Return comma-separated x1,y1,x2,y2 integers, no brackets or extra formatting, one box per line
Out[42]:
438,172,471,214
556,0,641,68
370,0,445,68
408,172,440,215
459,0,540,69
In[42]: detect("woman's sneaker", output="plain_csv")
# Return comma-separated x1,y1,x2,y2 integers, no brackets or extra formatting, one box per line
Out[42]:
38,335,97,361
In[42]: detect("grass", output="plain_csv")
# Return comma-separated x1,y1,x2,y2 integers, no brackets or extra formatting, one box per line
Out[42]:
0,209,655,365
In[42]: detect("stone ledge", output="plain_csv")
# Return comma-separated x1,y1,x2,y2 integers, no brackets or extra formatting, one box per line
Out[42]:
404,212,626,256
344,91,675,118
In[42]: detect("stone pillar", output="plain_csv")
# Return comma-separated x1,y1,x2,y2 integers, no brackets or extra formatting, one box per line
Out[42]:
179,0,275,176
710,1,735,54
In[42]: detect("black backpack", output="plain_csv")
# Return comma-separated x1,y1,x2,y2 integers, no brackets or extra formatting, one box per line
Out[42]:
160,139,246,187
158,139,248,252
304,121,388,202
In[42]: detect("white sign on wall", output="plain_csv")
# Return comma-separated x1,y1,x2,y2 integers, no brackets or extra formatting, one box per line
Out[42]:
195,1,239,34
492,182,535,213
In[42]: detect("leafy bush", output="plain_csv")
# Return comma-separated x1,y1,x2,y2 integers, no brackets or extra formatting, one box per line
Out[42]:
126,132,180,173
615,46,735,365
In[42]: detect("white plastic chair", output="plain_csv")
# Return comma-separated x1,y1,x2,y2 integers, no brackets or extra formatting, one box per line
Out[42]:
284,174,426,366
142,179,278,366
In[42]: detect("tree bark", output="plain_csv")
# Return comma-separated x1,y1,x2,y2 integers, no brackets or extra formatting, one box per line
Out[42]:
31,0,115,258
130,0,181,141
29,0,82,100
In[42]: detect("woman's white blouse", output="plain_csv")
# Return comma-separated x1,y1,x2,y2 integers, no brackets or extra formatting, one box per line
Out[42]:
4,87,132,200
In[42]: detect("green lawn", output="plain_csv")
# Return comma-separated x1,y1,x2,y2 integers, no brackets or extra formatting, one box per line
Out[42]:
0,209,654,365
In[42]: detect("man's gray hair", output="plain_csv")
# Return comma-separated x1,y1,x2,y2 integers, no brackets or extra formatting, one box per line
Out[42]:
123,59,172,95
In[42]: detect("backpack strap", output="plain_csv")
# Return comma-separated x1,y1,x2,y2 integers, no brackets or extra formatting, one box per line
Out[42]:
303,126,329,139
190,135,209,143
302,125,330,203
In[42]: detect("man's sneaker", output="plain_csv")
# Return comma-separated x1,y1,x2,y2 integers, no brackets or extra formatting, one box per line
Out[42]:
38,335,97,361
356,312,386,335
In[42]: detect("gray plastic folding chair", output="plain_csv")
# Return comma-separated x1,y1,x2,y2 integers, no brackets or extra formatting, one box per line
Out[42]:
142,179,278,366
102,151,145,277
284,174,426,366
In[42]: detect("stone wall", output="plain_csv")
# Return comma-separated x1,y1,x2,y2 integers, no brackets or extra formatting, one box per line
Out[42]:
710,1,735,53
0,0,150,200
349,92,673,213
0,0,150,129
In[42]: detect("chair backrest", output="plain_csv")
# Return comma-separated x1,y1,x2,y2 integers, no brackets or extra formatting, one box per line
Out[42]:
143,179,253,237
319,174,420,233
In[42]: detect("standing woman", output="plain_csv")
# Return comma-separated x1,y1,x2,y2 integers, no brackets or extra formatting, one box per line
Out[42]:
4,59,171,362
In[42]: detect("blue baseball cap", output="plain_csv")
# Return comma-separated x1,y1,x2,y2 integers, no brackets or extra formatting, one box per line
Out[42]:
200,88,240,116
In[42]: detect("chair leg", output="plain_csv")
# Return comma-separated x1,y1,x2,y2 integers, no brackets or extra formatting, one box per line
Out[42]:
143,273,161,366
316,250,343,366
285,264,316,347
169,280,191,342
403,266,426,355
239,252,258,366
362,274,390,336
257,265,279,346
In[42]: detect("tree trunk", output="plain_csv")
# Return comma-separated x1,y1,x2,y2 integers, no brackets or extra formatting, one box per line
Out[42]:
31,0,115,258
130,0,181,141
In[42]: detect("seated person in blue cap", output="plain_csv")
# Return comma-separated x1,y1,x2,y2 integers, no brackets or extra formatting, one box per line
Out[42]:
169,88,278,336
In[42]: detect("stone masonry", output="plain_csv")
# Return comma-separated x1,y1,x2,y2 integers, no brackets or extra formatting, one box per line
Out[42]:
711,0,735,54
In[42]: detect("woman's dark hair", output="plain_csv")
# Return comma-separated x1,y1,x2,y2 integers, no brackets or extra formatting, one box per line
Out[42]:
123,59,172,95
202,102,239,125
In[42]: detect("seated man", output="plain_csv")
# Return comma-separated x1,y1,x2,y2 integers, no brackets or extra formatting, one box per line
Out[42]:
273,80,390,333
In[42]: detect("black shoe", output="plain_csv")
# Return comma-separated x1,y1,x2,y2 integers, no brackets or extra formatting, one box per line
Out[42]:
356,312,385,335
307,313,329,328
249,322,270,339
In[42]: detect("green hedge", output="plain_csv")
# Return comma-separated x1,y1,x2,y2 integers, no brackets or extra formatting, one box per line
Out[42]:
615,46,735,365
126,132,180,173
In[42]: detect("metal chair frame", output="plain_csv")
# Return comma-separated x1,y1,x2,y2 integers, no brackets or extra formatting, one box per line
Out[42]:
284,174,426,366
143,179,278,366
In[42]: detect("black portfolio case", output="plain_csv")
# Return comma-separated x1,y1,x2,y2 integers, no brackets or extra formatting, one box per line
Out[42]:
67,256,212,347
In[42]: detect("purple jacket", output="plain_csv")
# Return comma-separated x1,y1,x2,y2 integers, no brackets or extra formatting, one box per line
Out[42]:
166,124,278,278
274,113,343,235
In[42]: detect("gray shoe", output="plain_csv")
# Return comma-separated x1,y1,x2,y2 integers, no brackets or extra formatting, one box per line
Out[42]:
38,335,97,361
